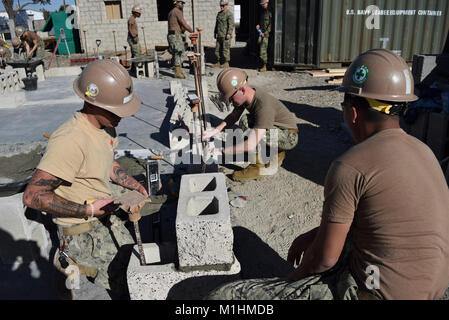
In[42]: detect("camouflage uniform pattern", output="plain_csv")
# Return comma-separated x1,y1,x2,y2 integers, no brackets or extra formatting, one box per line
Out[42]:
258,9,272,65
0,45,12,61
167,32,184,67
214,10,234,63
34,39,45,59
207,242,360,300
57,214,134,294
127,37,142,58
240,114,299,151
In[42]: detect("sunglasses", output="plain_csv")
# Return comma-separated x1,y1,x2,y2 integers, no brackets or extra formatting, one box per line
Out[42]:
228,89,239,103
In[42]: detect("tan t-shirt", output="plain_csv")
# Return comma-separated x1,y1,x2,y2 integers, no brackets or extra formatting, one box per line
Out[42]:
168,7,191,33
245,88,299,129
128,15,138,38
37,112,118,226
323,128,449,300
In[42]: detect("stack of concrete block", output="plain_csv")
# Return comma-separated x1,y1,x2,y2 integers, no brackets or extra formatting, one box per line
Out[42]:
168,80,191,150
0,68,21,94
135,61,154,79
127,172,240,300
176,173,234,270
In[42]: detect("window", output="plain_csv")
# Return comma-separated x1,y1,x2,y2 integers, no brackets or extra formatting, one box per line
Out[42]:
156,0,171,21
105,1,123,20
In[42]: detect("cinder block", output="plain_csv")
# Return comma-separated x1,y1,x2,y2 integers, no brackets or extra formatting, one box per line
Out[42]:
176,172,233,269
126,242,241,300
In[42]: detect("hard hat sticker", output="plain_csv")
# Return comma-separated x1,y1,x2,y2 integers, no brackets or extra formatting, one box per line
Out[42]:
231,79,238,87
85,83,99,98
353,65,369,84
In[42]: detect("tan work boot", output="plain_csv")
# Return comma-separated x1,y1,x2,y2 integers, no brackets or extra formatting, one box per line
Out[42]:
232,163,264,181
220,62,229,68
174,66,185,79
258,64,267,72
211,62,221,68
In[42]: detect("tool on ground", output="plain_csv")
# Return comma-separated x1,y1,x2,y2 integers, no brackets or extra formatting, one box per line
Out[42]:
83,30,88,60
146,158,161,196
60,28,71,58
112,31,117,56
95,39,101,58
141,26,148,55
114,190,151,266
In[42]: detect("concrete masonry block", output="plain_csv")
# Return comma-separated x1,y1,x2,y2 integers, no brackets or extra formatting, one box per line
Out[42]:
127,242,241,300
0,193,51,264
176,173,233,269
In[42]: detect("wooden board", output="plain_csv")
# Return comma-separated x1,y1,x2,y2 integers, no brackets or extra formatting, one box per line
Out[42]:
309,71,345,77
326,68,347,74
326,78,343,84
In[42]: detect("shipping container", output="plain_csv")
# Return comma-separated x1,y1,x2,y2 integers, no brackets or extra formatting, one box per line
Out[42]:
249,0,449,68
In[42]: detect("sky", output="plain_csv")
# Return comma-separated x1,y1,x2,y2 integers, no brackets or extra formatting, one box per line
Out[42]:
0,0,76,12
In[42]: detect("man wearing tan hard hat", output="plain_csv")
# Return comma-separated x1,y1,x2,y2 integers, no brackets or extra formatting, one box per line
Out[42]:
23,60,150,299
0,38,12,64
203,67,299,181
207,49,449,300
128,5,143,58
167,0,193,78
15,25,45,59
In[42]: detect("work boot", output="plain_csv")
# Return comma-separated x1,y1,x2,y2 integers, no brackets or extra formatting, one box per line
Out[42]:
220,62,229,68
211,62,220,68
232,163,264,181
174,66,185,79
258,64,267,72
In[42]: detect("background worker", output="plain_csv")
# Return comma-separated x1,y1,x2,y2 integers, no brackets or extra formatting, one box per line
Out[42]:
256,0,272,72
127,5,143,58
212,0,234,69
22,60,149,299
15,26,45,59
167,0,193,79
203,68,299,181
0,38,12,63
207,49,449,300
11,37,25,60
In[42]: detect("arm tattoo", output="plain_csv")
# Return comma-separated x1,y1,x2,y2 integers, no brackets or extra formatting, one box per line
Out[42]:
23,169,87,219
111,162,141,191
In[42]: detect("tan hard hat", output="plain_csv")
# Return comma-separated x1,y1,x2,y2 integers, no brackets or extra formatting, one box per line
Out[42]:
132,5,142,14
220,0,229,5
340,49,418,102
216,68,248,102
73,60,141,118
12,38,21,48
15,26,25,37
0,47,6,56
0,38,5,46
260,0,269,4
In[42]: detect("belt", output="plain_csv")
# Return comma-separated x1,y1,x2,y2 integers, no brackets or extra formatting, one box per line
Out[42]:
62,221,95,236
287,128,299,134
168,30,181,35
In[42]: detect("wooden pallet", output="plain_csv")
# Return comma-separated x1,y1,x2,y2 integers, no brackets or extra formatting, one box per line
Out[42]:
326,77,343,84
308,68,347,78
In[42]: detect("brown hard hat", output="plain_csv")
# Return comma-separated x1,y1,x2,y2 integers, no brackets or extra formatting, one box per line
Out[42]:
132,5,142,14
220,0,229,5
12,38,21,48
216,68,248,102
340,49,418,102
260,0,269,4
73,60,141,117
15,26,25,37
0,47,6,56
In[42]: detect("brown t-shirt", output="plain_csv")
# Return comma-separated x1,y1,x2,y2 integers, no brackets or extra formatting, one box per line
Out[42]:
128,15,138,38
21,31,41,47
168,7,192,33
37,112,118,226
323,128,449,300
245,88,299,129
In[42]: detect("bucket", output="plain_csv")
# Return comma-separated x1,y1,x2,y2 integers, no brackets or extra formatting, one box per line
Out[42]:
22,75,38,91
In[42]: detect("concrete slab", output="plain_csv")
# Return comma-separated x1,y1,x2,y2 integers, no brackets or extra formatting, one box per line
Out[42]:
0,91,26,109
44,66,82,78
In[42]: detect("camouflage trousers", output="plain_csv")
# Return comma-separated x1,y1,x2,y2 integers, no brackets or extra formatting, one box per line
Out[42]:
258,36,269,65
35,40,45,59
167,32,185,67
127,37,142,58
1,46,12,61
239,114,299,151
215,37,231,63
207,242,360,300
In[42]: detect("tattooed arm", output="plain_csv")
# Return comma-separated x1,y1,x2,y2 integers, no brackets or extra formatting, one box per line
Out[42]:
110,161,149,197
23,169,114,218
